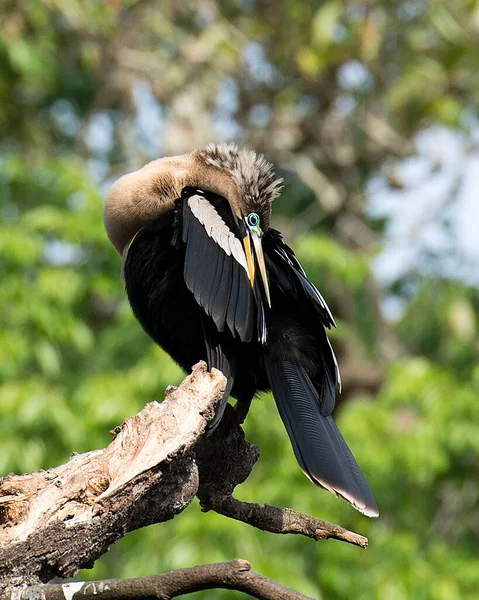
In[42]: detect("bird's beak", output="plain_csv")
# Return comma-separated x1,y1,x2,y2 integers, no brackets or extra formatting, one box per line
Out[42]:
243,230,271,308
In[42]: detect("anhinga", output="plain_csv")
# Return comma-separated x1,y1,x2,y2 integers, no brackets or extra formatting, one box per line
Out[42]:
105,143,378,518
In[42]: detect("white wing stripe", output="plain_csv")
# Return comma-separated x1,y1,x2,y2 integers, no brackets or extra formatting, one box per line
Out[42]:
188,195,248,272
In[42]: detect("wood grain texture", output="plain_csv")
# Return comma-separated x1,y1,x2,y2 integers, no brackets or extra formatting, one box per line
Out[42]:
0,362,226,590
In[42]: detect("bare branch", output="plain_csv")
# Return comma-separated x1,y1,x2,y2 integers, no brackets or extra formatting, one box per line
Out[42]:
0,362,370,596
0,560,314,600
203,495,368,549
286,153,346,214
358,113,415,158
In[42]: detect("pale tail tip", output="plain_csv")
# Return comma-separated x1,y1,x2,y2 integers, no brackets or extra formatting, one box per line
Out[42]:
306,471,379,518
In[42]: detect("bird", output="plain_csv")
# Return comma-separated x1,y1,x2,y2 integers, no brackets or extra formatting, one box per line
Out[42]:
104,143,378,518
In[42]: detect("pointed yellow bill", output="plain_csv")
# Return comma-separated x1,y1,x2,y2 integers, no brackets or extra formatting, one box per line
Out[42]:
251,230,271,307
243,234,256,286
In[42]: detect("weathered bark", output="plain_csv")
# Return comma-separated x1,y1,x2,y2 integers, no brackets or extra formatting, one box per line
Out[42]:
200,495,368,548
0,361,369,596
0,363,225,590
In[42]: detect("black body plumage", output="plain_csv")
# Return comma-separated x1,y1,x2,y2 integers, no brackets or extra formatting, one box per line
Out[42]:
123,179,379,518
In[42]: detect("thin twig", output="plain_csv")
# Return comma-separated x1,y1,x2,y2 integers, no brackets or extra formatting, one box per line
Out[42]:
204,494,368,549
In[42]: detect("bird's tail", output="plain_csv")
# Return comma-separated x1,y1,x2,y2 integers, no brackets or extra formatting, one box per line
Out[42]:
264,357,379,517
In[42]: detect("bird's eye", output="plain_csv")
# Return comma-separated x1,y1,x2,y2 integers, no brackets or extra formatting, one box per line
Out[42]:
246,212,260,228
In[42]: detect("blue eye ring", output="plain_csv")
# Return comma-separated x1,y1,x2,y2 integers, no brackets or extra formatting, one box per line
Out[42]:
246,212,260,228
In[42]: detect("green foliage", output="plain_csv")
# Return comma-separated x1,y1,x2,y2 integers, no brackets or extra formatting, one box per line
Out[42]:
1,1,478,598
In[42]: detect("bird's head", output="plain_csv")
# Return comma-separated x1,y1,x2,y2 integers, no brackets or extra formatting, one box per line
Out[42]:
105,143,283,304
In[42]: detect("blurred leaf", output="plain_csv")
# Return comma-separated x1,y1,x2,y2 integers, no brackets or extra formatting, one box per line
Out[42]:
312,2,342,48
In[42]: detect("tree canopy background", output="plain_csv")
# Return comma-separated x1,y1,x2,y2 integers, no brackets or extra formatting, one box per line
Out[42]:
1,1,479,598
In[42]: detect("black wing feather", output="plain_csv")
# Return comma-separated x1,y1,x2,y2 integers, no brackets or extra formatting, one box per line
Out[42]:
265,229,336,329
213,245,233,332
226,259,241,336
201,313,235,433
227,259,254,342
234,267,254,342
183,212,204,297
207,244,226,319
254,277,267,344
202,226,222,316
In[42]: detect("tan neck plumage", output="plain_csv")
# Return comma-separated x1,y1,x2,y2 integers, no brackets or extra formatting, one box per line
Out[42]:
104,151,243,255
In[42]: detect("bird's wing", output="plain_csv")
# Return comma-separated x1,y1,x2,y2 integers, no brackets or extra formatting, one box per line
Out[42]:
182,193,266,343
263,228,341,411
263,228,336,329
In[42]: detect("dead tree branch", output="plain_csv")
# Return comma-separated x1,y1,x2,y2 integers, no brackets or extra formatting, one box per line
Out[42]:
0,363,225,590
204,495,367,548
0,559,314,600
0,361,369,596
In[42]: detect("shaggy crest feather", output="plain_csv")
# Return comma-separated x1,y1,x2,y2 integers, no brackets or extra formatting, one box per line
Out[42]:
198,143,283,213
